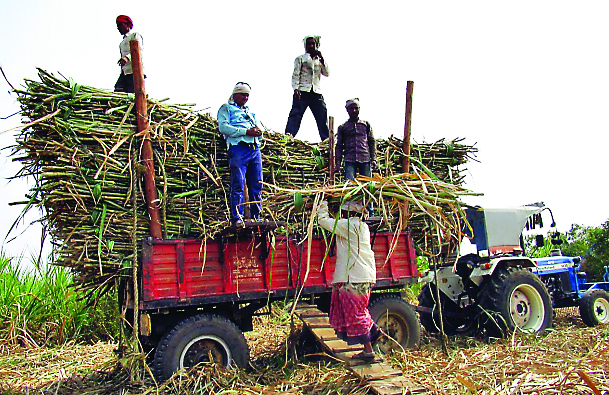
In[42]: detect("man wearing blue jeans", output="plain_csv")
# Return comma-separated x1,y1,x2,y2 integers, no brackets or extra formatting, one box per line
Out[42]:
218,82,263,227
335,98,376,214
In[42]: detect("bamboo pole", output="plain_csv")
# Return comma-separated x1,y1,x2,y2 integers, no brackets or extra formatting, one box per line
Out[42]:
130,39,162,239
328,116,335,183
401,82,414,230
402,81,414,173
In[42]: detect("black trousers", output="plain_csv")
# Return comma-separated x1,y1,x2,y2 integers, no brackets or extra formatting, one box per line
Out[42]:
285,90,329,140
114,72,135,93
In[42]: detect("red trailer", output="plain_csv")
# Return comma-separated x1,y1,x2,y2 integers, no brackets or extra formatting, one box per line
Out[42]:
123,52,421,380
133,224,421,381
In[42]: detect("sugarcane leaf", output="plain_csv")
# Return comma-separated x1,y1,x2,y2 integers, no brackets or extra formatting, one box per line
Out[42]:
91,209,101,225
93,183,102,202
97,203,107,275
294,192,304,212
5,191,38,241
68,77,81,98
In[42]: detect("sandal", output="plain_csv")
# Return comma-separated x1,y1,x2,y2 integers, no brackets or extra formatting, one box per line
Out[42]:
352,351,375,361
371,328,387,344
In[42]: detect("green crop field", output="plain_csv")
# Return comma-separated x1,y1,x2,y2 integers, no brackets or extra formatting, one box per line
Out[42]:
0,255,119,347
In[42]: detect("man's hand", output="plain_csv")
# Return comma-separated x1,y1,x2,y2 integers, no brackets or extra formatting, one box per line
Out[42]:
117,56,128,66
294,90,302,100
246,126,262,137
371,160,377,173
316,51,324,64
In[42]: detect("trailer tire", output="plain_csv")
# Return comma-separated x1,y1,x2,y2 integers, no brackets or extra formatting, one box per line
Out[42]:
480,266,553,337
153,314,249,381
418,284,468,335
368,295,420,353
579,289,609,327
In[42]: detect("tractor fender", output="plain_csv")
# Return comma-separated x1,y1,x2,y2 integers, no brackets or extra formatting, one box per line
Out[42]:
469,256,536,286
426,266,466,305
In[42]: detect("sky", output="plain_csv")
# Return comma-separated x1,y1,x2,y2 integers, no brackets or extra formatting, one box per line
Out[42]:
1,0,608,261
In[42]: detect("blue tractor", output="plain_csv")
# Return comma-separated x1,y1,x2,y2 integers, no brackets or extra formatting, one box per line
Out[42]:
532,253,609,327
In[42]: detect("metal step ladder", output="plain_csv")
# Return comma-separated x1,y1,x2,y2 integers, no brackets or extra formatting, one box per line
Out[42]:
294,303,426,395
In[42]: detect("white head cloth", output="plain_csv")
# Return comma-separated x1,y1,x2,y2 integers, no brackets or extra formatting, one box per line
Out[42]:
345,98,360,108
229,82,251,102
340,200,366,214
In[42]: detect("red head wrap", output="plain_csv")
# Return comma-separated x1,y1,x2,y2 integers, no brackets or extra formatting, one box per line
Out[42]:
116,15,133,28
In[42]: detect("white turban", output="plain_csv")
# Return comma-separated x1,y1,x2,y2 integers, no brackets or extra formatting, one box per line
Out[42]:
345,98,360,108
340,200,366,215
229,82,251,102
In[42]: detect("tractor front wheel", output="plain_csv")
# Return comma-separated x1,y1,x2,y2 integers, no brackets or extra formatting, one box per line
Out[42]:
579,289,609,327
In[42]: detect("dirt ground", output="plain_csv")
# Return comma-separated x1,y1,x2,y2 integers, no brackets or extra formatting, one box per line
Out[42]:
1,308,607,394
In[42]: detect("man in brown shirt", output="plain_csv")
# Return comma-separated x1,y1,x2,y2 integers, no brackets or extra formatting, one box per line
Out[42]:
335,98,376,181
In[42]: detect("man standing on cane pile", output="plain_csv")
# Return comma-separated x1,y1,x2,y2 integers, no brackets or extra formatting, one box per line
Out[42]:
335,98,376,215
317,200,384,362
218,82,263,227
114,15,144,93
285,35,330,141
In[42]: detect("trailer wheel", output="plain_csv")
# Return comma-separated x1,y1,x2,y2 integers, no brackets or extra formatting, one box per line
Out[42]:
579,289,609,327
417,284,468,335
153,314,249,381
480,266,553,337
368,295,420,353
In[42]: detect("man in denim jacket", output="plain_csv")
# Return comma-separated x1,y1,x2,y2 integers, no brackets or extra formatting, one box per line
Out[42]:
217,82,263,227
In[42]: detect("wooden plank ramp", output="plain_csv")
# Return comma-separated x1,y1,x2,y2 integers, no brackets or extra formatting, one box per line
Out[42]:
294,303,426,394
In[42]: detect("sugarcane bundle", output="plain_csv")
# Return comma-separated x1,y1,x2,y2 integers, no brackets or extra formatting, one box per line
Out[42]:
266,171,479,254
10,69,478,291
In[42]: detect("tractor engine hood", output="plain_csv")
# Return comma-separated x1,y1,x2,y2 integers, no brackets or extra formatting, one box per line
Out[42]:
466,206,544,252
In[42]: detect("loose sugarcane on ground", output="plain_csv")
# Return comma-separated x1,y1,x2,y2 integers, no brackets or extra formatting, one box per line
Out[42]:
10,69,479,292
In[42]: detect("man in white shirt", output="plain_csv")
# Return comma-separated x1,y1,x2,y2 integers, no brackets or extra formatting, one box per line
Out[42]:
114,15,144,93
284,35,330,141
317,200,382,361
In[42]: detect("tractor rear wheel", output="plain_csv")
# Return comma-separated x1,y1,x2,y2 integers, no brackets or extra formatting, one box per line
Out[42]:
368,295,420,353
153,314,249,381
480,266,553,337
579,289,609,327
417,284,469,335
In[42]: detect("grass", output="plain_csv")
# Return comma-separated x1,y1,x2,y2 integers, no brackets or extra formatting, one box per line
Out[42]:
1,303,608,394
0,254,120,347
0,252,607,394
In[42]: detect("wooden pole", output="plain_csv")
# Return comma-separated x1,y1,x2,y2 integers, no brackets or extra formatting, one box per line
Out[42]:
402,81,414,173
328,116,335,183
130,40,162,239
402,81,414,227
